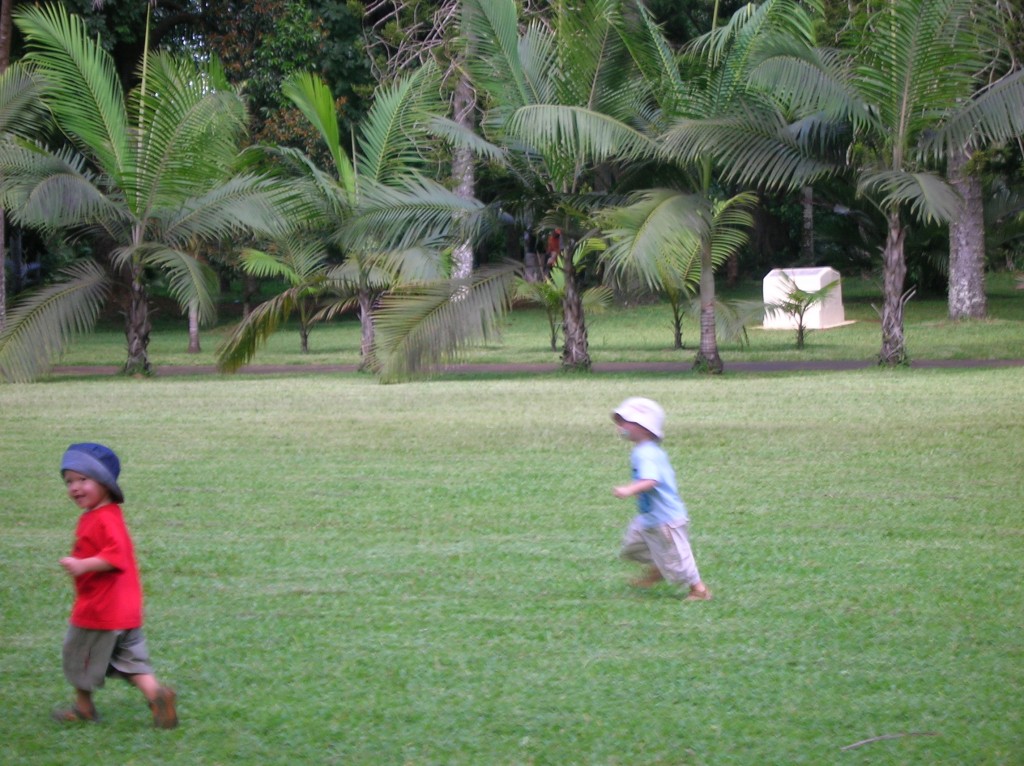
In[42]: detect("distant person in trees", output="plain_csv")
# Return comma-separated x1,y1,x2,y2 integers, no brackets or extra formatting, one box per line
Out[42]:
545,228,562,276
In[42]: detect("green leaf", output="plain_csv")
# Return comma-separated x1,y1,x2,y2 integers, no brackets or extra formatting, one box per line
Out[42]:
0,260,110,383
373,264,519,382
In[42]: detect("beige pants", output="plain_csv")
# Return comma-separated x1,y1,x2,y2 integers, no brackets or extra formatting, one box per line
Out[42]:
620,516,701,587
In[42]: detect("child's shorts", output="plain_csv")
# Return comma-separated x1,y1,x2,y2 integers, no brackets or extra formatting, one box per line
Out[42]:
62,626,154,691
620,516,701,586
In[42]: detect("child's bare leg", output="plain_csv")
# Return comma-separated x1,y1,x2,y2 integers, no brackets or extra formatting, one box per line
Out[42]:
127,673,178,729
74,688,97,715
127,672,161,701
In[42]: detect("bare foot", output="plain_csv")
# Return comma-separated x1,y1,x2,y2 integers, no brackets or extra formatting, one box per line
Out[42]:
684,583,712,601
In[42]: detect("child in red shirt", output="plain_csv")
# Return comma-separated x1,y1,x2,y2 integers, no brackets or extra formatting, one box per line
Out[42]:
53,442,178,729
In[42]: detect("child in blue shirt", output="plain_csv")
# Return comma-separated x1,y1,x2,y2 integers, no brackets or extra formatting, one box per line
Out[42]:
612,398,712,601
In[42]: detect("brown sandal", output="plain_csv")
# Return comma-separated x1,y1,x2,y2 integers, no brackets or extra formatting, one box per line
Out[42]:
51,706,98,723
150,687,178,729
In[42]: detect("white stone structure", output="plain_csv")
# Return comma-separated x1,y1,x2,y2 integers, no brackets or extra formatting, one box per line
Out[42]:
762,267,846,329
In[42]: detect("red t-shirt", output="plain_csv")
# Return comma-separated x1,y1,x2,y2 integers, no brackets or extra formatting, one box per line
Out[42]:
68,503,143,630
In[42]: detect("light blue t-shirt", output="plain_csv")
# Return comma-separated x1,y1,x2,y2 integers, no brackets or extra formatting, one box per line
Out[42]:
630,440,688,527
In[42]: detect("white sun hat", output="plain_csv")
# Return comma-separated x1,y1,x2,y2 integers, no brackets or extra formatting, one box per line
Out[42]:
612,397,666,439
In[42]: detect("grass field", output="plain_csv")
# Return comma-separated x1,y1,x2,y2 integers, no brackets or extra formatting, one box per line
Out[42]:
46,274,1024,372
2,367,1022,764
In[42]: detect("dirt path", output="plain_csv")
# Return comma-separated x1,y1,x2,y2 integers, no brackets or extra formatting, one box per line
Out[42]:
48,358,1024,378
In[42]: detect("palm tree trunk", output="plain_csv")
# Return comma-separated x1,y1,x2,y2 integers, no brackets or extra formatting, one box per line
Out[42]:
694,241,723,373
0,215,5,333
672,296,684,350
124,263,152,376
0,0,11,334
560,257,590,371
451,73,475,281
947,145,987,320
879,211,908,366
801,185,814,261
187,300,201,353
358,289,375,371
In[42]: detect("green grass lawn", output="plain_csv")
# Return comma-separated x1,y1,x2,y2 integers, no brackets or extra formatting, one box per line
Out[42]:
2,369,1022,764
48,274,1024,372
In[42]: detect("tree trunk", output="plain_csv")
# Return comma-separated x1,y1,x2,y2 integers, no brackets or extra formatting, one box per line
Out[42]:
947,146,987,320
358,289,375,371
672,298,684,350
879,211,908,366
801,185,814,262
0,214,5,333
0,0,12,334
560,256,590,371
694,241,723,373
187,301,201,353
451,73,475,280
124,264,152,376
243,274,258,318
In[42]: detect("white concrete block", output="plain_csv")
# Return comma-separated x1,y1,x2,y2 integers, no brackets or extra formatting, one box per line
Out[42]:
762,267,846,329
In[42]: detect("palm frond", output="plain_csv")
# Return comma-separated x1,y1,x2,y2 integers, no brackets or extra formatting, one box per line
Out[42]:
857,0,983,138
752,46,870,128
162,175,317,244
708,193,756,266
346,176,484,252
215,290,302,373
858,170,960,224
506,104,659,163
111,244,218,325
373,263,519,383
462,0,538,109
0,64,49,137
922,68,1024,160
14,3,128,177
600,188,710,290
240,237,329,283
326,257,394,293
428,115,507,163
132,53,249,215
358,61,443,186
0,139,127,232
619,1,686,115
555,0,630,112
687,296,763,346
282,71,356,200
662,106,838,191
0,259,109,383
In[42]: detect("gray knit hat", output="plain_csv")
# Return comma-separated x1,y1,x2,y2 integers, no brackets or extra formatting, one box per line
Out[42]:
60,442,124,503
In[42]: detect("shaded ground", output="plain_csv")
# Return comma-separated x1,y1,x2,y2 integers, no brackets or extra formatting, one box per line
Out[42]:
49,358,1024,377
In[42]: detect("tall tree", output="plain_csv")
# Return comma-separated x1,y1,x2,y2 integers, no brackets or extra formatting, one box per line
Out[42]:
946,1,1024,320
0,3,306,382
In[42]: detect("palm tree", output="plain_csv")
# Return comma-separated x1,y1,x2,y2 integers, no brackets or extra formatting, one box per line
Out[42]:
601,189,757,354
460,0,662,371
649,0,826,371
0,4,306,382
719,0,1024,364
217,65,503,379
